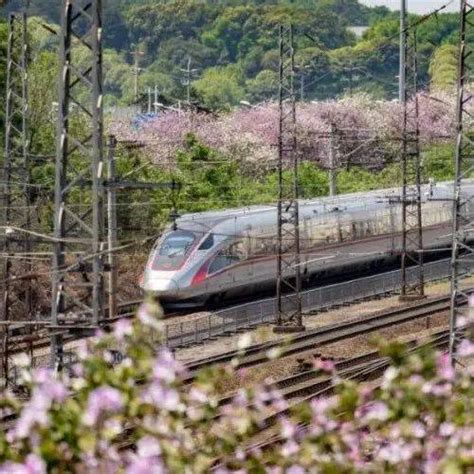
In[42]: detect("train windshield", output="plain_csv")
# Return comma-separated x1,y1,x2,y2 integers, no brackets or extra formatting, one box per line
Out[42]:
152,230,196,271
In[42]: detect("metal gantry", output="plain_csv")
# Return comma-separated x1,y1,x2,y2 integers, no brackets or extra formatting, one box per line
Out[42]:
449,0,474,364
400,23,424,299
1,12,33,388
51,0,105,370
274,25,304,333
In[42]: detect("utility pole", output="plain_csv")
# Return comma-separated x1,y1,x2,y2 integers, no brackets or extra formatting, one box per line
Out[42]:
51,0,105,371
449,0,474,365
154,85,159,114
107,136,118,320
400,20,424,300
328,123,337,196
1,12,32,388
180,56,199,104
132,49,144,104
348,64,354,97
274,25,304,333
186,56,191,103
399,0,407,103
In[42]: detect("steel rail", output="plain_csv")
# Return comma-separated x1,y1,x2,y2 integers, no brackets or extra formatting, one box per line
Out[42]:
185,295,459,375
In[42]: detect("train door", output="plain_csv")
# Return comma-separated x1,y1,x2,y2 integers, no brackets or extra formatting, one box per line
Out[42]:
244,228,254,279
302,217,311,278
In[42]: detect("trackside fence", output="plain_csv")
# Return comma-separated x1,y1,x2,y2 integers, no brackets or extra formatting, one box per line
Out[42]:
164,258,470,349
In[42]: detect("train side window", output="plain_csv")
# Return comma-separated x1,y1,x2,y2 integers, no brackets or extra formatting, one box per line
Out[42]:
209,250,238,274
208,241,245,274
199,233,214,250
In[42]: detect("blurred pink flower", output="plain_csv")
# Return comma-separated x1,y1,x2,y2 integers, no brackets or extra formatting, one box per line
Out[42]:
83,387,124,426
458,339,474,357
137,436,162,458
153,349,184,383
314,358,335,373
143,383,181,412
114,319,133,340
360,401,390,423
0,455,45,474
436,353,455,381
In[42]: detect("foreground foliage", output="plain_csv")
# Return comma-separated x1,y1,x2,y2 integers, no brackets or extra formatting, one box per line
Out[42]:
0,301,472,473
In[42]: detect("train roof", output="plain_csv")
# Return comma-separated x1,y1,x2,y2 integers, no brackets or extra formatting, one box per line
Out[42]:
175,180,472,233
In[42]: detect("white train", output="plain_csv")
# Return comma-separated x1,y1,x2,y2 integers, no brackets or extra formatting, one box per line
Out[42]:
140,181,474,307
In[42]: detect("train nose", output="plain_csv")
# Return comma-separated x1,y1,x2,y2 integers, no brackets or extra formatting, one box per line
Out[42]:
143,277,179,293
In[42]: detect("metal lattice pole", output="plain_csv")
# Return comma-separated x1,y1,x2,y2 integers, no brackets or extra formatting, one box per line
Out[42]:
400,23,424,300
51,0,105,370
1,12,32,388
449,0,474,364
274,25,304,333
106,135,118,320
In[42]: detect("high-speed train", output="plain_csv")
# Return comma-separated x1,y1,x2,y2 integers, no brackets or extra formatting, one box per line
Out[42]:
140,181,474,307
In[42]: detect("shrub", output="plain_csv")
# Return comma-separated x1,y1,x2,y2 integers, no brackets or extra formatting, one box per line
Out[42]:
0,301,472,472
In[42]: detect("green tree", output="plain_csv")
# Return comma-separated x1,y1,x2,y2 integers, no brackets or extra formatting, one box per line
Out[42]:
245,69,278,102
429,44,458,91
193,64,245,110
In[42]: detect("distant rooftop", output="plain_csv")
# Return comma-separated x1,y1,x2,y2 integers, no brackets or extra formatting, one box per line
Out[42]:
347,26,369,38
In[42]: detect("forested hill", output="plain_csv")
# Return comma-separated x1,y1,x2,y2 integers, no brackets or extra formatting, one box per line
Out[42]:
0,1,462,109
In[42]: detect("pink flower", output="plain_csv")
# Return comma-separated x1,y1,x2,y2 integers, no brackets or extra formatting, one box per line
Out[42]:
457,339,474,357
411,421,426,438
0,463,32,474
287,466,305,474
379,441,415,464
137,436,162,457
314,358,335,373
0,455,45,474
189,387,208,404
362,401,390,422
126,457,165,474
143,383,181,412
83,387,124,426
24,455,45,474
280,417,296,439
10,370,66,440
233,389,248,408
436,353,455,381
35,369,68,401
153,349,184,383
281,440,299,457
137,302,161,329
440,422,455,437
468,293,474,308
114,319,133,340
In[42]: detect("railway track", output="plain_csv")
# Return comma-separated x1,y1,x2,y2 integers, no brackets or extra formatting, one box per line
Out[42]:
211,329,455,469
4,302,199,364
2,287,463,383
3,300,142,362
3,256,470,368
184,294,460,376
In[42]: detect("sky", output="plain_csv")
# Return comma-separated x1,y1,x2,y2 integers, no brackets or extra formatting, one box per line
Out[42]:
359,0,459,14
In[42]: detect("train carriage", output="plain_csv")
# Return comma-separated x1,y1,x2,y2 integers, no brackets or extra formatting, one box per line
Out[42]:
140,181,474,307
